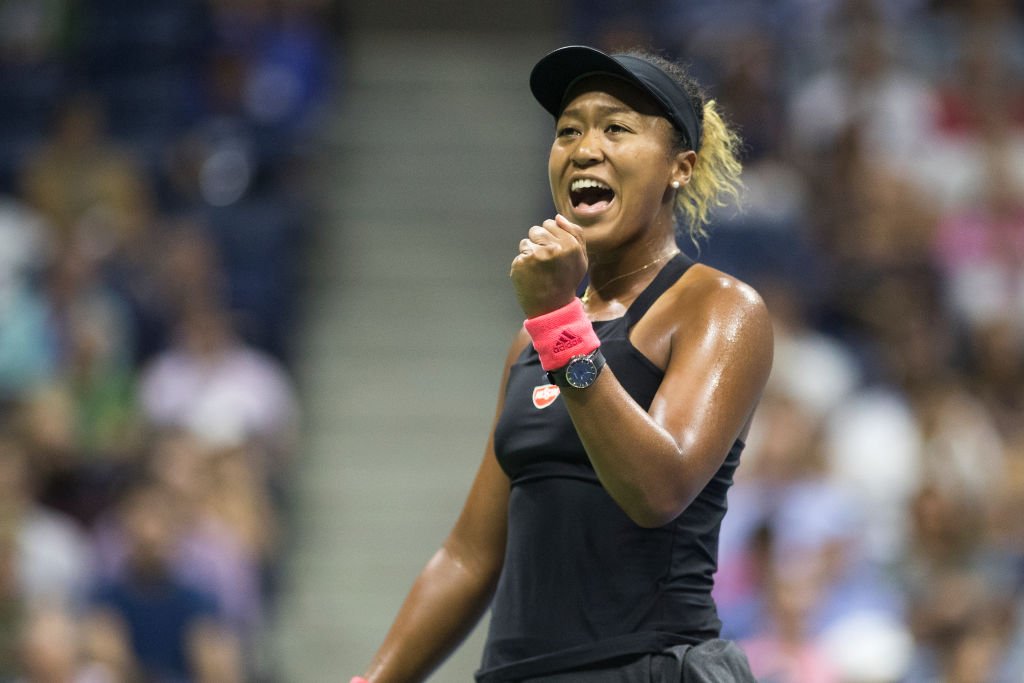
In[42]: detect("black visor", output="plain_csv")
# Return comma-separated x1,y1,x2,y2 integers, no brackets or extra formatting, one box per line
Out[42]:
529,45,702,151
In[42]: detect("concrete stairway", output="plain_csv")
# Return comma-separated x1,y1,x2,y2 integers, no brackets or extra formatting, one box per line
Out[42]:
271,31,560,681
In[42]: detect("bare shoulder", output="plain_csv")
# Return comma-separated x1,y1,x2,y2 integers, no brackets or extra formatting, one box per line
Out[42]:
632,263,772,371
668,263,773,355
676,263,770,321
666,263,773,385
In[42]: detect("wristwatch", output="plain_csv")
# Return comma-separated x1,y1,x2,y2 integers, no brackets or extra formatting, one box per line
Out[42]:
547,349,606,389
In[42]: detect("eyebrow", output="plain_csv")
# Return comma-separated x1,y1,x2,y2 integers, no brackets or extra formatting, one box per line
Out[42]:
559,104,638,120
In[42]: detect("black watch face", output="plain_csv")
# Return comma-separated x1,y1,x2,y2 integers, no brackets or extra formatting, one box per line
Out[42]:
566,357,598,388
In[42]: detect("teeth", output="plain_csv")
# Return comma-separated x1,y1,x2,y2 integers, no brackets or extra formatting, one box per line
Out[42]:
571,178,611,192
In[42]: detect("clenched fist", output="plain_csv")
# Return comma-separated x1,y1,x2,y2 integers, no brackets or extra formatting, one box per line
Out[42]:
510,214,589,318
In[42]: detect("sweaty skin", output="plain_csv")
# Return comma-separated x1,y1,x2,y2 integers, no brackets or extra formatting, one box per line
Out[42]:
509,79,771,525
359,75,772,682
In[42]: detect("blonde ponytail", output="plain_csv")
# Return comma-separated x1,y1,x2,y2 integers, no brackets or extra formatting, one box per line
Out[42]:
675,100,743,243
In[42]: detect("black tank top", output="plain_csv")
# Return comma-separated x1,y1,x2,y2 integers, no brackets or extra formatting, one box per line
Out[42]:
477,254,745,682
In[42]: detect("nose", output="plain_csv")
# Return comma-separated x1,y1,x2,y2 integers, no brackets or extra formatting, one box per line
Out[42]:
570,129,603,167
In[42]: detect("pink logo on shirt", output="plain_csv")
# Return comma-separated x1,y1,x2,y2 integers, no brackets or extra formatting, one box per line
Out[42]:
532,384,560,409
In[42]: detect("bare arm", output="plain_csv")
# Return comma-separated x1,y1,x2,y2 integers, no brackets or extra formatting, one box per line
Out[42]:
511,215,773,528
562,270,773,527
358,335,524,682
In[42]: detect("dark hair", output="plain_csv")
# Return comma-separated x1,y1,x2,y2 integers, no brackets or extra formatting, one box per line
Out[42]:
620,49,744,242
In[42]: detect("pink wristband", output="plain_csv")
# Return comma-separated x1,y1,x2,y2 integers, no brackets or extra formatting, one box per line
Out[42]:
350,678,369,683
523,298,600,372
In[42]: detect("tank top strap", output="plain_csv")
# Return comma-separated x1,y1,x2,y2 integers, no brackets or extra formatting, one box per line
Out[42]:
624,252,694,326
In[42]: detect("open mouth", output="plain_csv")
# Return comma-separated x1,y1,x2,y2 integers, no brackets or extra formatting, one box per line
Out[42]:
570,178,615,213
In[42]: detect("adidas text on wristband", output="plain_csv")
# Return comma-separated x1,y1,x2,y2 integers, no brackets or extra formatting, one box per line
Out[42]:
523,298,601,372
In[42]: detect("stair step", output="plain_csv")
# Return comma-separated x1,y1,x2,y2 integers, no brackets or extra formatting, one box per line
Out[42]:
272,29,558,681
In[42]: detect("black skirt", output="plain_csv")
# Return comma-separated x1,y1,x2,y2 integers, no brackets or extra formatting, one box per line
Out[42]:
518,640,756,683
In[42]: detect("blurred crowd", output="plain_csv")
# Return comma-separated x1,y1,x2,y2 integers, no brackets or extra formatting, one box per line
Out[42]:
3,0,1023,681
571,0,1024,681
0,0,339,681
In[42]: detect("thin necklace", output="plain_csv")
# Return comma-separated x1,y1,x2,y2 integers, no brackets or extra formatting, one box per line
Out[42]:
582,248,679,305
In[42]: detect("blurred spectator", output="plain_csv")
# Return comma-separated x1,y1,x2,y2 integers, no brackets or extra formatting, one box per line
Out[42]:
0,259,57,403
102,217,225,368
0,196,58,401
14,386,117,527
197,442,278,570
741,557,841,683
788,3,940,179
760,282,861,419
822,384,922,565
987,434,1024,580
799,120,938,309
138,297,299,463
94,431,268,645
918,3,1024,219
903,569,1018,683
715,390,823,644
1,229,143,495
19,93,153,249
43,239,140,457
930,0,1024,140
933,144,1024,334
0,196,52,284
831,163,937,278
908,376,1005,506
6,0,1024,679
15,605,119,683
0,0,323,678
963,315,1024,440
157,0,335,215
720,387,911,680
0,434,94,611
86,478,242,683
212,0,333,134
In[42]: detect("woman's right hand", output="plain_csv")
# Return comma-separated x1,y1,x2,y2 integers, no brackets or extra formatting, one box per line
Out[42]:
510,214,588,318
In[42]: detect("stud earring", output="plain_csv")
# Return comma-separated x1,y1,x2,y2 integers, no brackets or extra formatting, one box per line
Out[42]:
671,180,680,189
